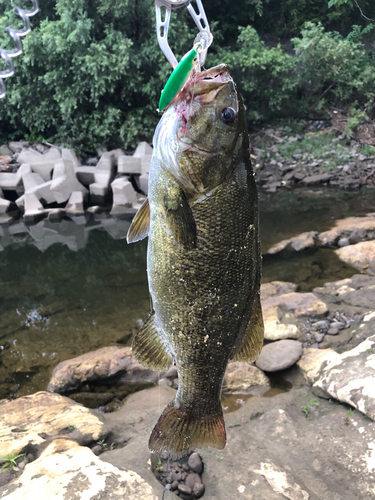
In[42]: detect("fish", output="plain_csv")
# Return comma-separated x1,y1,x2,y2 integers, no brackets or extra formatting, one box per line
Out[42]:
127,64,264,458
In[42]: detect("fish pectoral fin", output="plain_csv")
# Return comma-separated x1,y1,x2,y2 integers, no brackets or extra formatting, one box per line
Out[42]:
127,198,150,244
164,188,196,250
132,311,173,371
232,294,264,362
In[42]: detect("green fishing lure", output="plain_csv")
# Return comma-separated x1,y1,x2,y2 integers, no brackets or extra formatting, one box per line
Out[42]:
158,45,200,112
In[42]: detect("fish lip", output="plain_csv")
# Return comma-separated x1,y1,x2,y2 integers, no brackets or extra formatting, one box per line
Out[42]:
189,65,231,96
177,135,216,156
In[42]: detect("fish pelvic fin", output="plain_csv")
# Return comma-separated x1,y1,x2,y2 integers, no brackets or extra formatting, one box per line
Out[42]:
127,198,150,243
132,311,173,371
233,294,264,363
149,401,226,459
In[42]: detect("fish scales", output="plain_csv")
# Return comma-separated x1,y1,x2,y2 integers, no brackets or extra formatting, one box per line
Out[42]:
127,64,264,458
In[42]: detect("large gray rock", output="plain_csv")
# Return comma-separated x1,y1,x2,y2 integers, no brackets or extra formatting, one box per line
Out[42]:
335,240,375,275
313,335,375,419
297,348,341,385
256,339,303,372
260,281,297,300
267,231,317,254
318,214,375,246
0,438,158,500
47,346,166,393
262,302,300,341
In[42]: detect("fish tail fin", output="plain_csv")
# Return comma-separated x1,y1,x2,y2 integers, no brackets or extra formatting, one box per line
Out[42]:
149,400,226,459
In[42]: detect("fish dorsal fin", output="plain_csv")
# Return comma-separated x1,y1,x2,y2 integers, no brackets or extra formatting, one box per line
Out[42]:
164,188,196,250
127,198,150,244
132,310,173,371
232,294,264,362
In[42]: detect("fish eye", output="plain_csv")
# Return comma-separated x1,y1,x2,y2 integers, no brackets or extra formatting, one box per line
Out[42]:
221,107,236,125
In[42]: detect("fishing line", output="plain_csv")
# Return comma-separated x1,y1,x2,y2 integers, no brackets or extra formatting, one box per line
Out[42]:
161,454,171,500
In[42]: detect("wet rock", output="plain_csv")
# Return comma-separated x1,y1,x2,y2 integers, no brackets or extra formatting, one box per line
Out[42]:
297,348,341,385
0,391,105,458
313,335,375,419
188,453,203,474
318,214,375,246
327,327,339,335
47,346,167,393
314,333,324,343
260,281,297,300
0,438,157,499
185,472,202,489
222,362,270,393
267,231,317,254
335,240,375,275
256,340,303,372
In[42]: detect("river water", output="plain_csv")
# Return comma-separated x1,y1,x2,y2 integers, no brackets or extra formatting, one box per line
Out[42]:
0,188,373,400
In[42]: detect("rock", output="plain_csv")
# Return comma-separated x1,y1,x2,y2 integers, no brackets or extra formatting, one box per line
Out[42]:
188,453,203,474
318,214,375,246
302,172,334,185
327,327,339,335
314,333,324,343
178,483,192,495
313,335,375,419
8,141,30,154
260,281,297,300
50,159,88,204
0,145,12,156
47,346,167,393
185,473,202,489
338,237,349,247
297,348,341,385
262,292,328,317
262,303,300,341
256,339,303,372
222,362,270,393
335,240,375,275
0,391,105,458
249,462,309,500
267,231,317,254
0,438,157,499
192,483,205,498
18,147,61,181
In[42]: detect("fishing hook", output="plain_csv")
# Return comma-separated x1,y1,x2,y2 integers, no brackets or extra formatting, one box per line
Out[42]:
0,0,39,98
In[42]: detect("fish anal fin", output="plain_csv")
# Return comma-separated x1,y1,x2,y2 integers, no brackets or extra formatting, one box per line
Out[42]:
132,311,172,371
233,294,264,362
149,400,226,459
127,198,150,244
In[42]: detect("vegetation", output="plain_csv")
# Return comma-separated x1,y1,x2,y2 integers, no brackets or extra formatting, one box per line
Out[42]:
0,452,25,470
0,0,374,152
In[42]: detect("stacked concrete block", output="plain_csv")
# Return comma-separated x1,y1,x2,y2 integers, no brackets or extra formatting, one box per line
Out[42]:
135,174,149,195
117,155,142,175
133,141,152,175
89,152,116,203
23,193,46,223
65,191,85,216
50,159,88,204
110,177,138,215
16,171,55,210
18,147,61,181
62,148,81,168
0,163,31,195
0,187,11,214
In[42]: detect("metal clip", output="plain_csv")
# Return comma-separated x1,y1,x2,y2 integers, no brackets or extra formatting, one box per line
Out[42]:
155,0,211,69
0,0,39,98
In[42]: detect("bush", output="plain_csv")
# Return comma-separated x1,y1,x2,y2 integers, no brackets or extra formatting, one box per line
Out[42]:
292,22,375,115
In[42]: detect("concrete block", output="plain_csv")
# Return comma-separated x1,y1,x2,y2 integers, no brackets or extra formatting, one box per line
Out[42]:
8,141,30,153
16,172,55,209
0,163,32,194
133,142,153,157
135,173,149,195
74,166,96,185
117,156,142,175
88,152,116,204
110,177,138,215
62,148,81,168
109,148,125,162
66,191,85,215
18,147,61,181
50,159,88,204
24,193,46,223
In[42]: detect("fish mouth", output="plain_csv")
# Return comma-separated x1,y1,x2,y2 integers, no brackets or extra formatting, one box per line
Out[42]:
189,64,231,102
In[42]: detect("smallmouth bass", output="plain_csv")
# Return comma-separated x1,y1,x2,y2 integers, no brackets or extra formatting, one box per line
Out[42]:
127,64,264,458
